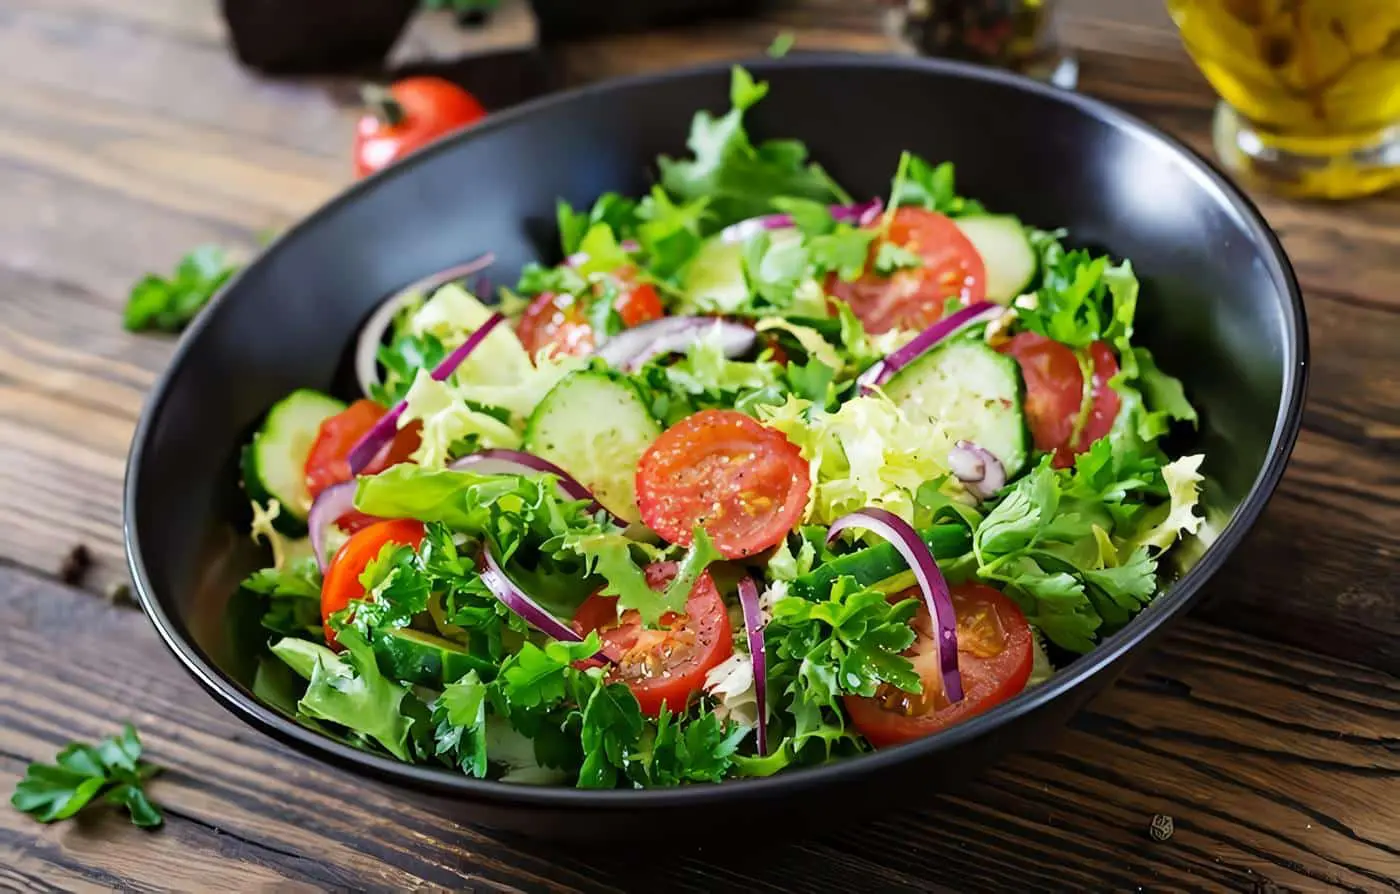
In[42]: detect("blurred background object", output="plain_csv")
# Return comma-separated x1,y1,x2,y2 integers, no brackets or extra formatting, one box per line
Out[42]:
886,0,1078,87
1167,0,1400,199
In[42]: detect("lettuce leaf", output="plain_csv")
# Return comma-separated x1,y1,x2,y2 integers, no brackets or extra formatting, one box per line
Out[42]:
272,630,417,761
758,393,952,525
658,66,850,229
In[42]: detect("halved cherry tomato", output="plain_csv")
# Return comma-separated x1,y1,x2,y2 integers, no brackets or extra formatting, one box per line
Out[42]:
571,563,733,716
320,519,426,647
635,409,810,559
516,266,664,359
844,583,1033,748
354,77,486,178
305,400,421,532
827,207,986,334
997,333,1121,468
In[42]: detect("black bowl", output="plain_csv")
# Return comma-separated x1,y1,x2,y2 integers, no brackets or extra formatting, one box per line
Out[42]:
124,55,1306,838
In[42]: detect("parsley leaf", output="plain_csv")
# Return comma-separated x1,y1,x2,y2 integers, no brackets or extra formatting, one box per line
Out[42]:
767,31,796,58
764,576,919,753
658,66,850,229
432,671,490,778
1016,228,1138,350
11,724,163,828
643,707,747,785
874,242,924,275
635,186,710,282
887,153,985,217
557,193,639,256
240,556,323,638
123,245,239,333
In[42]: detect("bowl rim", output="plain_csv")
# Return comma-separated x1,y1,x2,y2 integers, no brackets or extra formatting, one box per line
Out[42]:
124,51,1308,810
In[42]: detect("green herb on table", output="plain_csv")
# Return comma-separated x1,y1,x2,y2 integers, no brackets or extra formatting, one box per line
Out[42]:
124,245,239,333
10,724,164,828
768,31,796,58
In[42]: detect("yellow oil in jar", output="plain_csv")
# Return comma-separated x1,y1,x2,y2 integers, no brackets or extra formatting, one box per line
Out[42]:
1166,0,1400,198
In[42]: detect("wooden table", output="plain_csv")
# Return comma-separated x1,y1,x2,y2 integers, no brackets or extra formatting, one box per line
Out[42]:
2,1,1397,890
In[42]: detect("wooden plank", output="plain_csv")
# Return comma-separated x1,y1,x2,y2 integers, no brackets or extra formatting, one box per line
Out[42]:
1,566,1395,890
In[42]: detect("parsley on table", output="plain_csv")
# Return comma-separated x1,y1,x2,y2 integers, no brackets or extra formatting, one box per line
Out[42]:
11,724,163,828
123,245,238,333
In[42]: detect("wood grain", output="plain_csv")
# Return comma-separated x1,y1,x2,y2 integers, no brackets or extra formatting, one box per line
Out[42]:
2,566,1396,891
1,0,1399,888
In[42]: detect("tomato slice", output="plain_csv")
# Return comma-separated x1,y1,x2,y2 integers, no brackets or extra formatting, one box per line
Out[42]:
516,266,664,359
997,333,1121,467
320,519,426,647
828,207,986,334
844,583,1033,748
635,409,810,559
571,563,733,716
305,400,421,531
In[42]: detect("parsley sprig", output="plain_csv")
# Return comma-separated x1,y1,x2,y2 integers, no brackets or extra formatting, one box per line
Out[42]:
11,725,163,828
124,245,238,333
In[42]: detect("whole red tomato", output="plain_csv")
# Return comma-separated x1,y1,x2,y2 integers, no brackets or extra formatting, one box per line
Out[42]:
353,77,486,178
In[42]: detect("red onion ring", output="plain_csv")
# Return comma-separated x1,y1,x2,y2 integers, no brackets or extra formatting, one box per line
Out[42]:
948,440,1007,501
718,199,885,244
448,449,619,522
827,508,963,704
857,301,1001,392
354,254,496,396
347,312,505,475
736,576,768,755
306,481,364,571
595,317,756,372
479,545,608,660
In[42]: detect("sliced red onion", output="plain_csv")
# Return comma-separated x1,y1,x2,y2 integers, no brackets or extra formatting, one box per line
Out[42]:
718,199,884,244
736,576,768,756
857,301,1001,391
347,312,505,475
354,254,496,396
480,545,608,660
448,449,619,522
596,317,756,372
307,481,363,571
948,440,1007,501
827,508,963,704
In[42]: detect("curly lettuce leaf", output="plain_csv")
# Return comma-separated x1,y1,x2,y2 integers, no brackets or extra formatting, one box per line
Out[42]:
758,393,952,525
562,527,722,626
658,66,850,229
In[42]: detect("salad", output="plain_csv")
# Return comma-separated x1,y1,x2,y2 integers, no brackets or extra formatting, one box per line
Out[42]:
237,67,1205,788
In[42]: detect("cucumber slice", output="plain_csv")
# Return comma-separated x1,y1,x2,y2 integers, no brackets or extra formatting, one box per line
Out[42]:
955,215,1036,304
522,371,662,523
242,389,346,533
679,230,801,314
374,628,491,687
883,339,1029,478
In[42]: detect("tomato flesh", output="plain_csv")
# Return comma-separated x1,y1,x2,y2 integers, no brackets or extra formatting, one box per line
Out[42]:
828,207,987,334
997,333,1121,467
320,519,426,647
304,400,420,531
844,583,1033,748
354,77,487,178
572,564,733,716
635,409,810,559
516,266,664,360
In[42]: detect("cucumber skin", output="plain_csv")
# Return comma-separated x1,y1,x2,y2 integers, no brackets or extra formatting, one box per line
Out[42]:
241,442,308,537
884,340,1031,479
241,389,346,537
788,524,972,601
373,629,493,688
